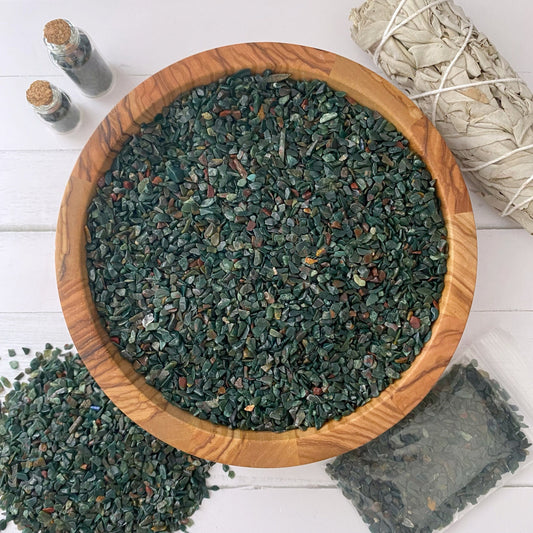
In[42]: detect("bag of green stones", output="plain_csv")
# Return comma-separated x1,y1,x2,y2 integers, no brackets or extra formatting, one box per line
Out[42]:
326,329,533,533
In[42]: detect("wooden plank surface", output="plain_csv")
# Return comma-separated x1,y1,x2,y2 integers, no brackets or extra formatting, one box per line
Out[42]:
182,487,533,533
0,484,530,533
0,0,361,77
1,0,532,77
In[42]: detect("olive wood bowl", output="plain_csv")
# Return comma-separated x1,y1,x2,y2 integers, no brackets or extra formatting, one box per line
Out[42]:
56,42,477,467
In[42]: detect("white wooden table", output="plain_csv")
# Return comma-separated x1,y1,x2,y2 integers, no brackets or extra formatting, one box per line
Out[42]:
1,1,533,531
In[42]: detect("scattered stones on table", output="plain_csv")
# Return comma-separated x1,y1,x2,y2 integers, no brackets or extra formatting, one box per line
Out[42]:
0,346,214,533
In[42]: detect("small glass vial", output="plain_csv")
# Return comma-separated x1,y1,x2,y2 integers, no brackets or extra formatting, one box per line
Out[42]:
26,80,80,133
43,19,113,97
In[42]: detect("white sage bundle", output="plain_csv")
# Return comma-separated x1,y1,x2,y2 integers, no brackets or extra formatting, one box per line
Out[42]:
350,0,533,232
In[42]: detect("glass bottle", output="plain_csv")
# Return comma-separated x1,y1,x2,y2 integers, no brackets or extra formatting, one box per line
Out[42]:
43,19,114,98
26,80,80,133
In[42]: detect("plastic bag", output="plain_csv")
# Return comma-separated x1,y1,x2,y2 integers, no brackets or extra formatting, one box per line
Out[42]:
326,329,533,533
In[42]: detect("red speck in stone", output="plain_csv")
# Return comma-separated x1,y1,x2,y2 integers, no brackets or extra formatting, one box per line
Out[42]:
42,508,55,514
410,316,421,329
207,184,215,198
362,369,373,380
261,208,272,216
233,159,248,179
179,376,187,389
325,232,332,245
97,176,105,188
243,188,252,198
303,190,312,200
251,236,263,248
331,221,342,229
123,181,133,190
301,99,308,109
110,337,119,344
41,470,48,478
350,182,359,190
110,193,118,202
312,387,323,396
396,141,405,149
198,153,208,166
219,109,232,117
145,484,154,497
152,176,163,185
433,299,440,309
246,220,256,231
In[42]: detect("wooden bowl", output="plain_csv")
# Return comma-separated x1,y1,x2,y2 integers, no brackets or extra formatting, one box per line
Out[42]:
56,42,476,467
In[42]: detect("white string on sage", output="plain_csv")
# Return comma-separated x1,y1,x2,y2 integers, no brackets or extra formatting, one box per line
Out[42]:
351,0,533,232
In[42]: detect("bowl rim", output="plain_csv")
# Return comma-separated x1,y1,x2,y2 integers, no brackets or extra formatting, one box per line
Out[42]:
56,42,477,467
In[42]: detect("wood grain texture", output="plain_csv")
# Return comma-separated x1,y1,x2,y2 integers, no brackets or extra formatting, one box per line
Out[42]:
56,42,477,467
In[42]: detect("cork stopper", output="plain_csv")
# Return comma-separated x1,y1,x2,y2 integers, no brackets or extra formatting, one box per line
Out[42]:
26,80,54,106
43,19,71,45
